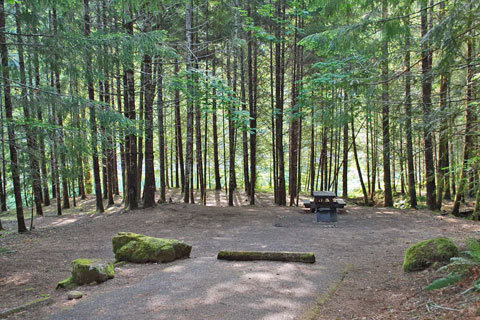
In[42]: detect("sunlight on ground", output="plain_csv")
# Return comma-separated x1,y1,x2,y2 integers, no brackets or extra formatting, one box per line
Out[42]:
162,265,185,273
249,297,298,310
202,281,251,304
0,272,32,287
50,217,81,227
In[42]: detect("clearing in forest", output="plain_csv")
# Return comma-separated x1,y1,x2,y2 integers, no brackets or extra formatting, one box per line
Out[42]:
1,191,478,319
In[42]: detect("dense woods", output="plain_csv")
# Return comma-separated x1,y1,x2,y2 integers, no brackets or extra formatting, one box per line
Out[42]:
0,0,479,232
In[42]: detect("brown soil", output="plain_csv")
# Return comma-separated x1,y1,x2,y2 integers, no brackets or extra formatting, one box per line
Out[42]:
317,250,480,320
315,211,480,320
1,190,479,319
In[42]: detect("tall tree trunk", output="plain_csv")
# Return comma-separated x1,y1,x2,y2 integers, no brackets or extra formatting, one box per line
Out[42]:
270,35,277,202
195,62,205,205
51,8,70,210
452,30,475,216
249,39,258,205
212,56,222,191
0,101,7,212
382,0,393,207
102,10,115,206
309,103,315,196
125,9,138,210
143,52,156,208
228,44,236,206
436,2,449,210
115,58,126,198
31,26,50,207
0,0,26,231
137,61,145,200
370,112,377,202
184,1,194,204
156,58,166,204
351,113,369,205
289,14,299,206
15,4,43,216
275,0,286,205
342,92,348,198
84,0,104,213
241,55,250,196
421,0,436,210
404,17,417,208
173,61,185,193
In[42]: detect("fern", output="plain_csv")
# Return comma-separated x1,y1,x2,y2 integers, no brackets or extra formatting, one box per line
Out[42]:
465,238,480,262
426,238,480,291
426,273,462,291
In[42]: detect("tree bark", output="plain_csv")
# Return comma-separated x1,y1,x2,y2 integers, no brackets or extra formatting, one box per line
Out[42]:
184,1,194,204
174,60,185,193
125,10,138,210
195,62,205,205
342,92,348,198
143,52,156,208
15,4,43,216
212,56,222,191
249,39,258,205
381,0,393,207
228,44,236,206
275,0,286,205
217,251,315,264
84,0,104,213
404,18,417,209
1,0,26,231
289,14,299,206
452,30,475,216
436,2,448,210
351,110,369,206
421,1,436,210
156,58,166,204
0,101,7,212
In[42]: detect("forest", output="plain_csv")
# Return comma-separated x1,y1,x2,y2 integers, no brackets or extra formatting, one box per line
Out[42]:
0,0,479,234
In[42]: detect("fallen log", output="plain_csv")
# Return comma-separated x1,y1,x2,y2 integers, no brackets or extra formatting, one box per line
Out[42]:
217,251,315,263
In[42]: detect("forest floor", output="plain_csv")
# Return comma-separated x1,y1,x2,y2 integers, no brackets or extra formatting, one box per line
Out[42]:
1,190,480,319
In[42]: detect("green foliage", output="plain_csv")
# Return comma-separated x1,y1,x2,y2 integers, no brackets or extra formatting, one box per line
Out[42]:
403,237,458,272
426,238,480,291
426,273,462,291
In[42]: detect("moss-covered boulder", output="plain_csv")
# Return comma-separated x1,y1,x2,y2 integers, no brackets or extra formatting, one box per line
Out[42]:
71,259,115,284
56,276,76,289
403,237,458,272
112,232,192,263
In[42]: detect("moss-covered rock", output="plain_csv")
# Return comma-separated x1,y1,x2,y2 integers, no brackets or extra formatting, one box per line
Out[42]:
403,237,458,272
112,232,192,263
56,276,77,289
71,259,115,284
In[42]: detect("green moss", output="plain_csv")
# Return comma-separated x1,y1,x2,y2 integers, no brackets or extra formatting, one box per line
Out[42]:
300,253,316,262
72,258,93,266
112,232,192,263
217,251,315,263
112,232,144,253
105,262,115,278
71,259,115,284
403,237,458,272
56,276,77,289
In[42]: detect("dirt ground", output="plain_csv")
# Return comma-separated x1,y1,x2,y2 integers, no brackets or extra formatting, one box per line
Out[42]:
1,190,480,319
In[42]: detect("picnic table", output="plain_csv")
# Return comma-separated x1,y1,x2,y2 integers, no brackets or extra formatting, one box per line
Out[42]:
312,191,336,211
303,191,347,222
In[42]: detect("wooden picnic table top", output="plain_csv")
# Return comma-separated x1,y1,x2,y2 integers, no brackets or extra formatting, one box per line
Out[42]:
312,191,336,198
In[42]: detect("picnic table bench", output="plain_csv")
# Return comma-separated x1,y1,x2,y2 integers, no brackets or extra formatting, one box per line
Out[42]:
303,191,347,222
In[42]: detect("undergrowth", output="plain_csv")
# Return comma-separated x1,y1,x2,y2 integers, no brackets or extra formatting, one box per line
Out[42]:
427,238,480,292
